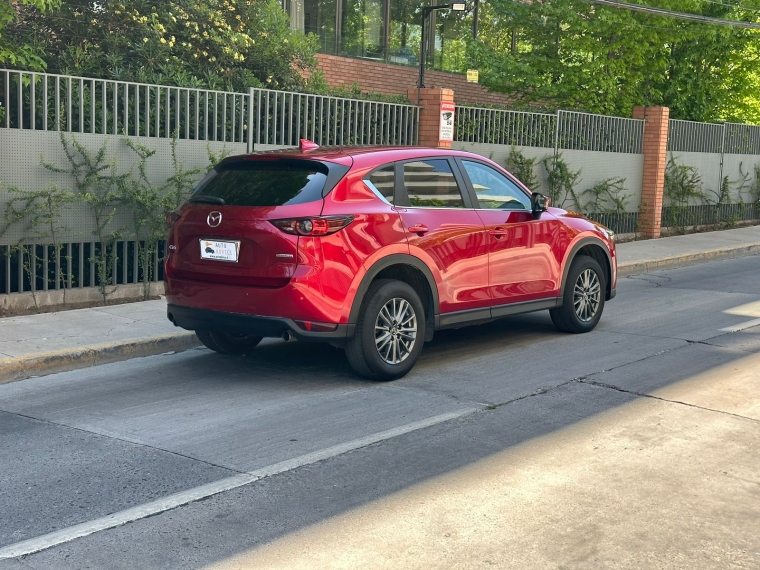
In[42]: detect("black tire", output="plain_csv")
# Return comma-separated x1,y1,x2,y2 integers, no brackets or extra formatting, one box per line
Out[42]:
550,256,606,334
345,279,426,381
195,330,263,354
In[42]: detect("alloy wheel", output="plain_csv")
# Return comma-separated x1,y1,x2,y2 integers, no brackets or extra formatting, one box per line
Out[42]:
573,268,601,323
374,297,417,364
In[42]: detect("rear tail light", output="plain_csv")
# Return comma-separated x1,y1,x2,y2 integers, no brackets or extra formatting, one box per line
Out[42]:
166,211,181,229
270,216,354,236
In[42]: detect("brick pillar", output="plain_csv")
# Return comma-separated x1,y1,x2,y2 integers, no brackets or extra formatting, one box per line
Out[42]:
407,88,454,149
633,106,669,239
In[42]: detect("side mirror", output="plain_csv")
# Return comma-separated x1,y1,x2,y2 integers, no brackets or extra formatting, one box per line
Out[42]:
531,193,550,218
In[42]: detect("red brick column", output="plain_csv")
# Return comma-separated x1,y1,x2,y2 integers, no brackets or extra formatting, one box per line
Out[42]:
407,88,455,149
633,106,670,239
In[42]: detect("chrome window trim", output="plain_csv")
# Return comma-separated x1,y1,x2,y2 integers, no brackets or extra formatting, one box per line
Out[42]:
363,179,393,206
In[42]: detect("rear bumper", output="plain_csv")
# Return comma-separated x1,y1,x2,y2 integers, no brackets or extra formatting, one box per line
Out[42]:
167,304,353,342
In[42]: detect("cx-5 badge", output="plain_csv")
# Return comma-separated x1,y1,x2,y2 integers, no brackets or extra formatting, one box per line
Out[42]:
207,211,222,227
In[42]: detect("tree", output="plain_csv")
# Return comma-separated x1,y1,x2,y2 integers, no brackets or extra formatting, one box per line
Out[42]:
8,0,320,92
467,0,760,122
0,0,60,71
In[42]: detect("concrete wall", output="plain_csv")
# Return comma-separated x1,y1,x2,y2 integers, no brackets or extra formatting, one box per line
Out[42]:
663,151,760,207
666,151,721,206
722,153,760,203
452,141,644,213
0,130,246,245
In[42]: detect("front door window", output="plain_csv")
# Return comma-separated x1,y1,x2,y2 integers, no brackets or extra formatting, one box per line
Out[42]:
461,160,531,211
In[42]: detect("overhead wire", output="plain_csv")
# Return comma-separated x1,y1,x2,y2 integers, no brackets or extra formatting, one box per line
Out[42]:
582,0,760,28
697,0,760,14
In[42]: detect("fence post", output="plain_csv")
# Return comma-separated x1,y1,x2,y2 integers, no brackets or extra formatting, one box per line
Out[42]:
247,87,255,153
406,88,454,148
718,123,726,195
632,106,670,239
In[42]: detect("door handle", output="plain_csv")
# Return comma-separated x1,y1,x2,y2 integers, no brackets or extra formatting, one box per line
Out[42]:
489,227,508,238
408,224,429,235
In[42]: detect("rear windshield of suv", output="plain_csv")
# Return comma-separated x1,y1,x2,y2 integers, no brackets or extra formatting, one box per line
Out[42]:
191,159,342,207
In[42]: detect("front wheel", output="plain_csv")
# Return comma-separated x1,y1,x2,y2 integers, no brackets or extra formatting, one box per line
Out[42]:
196,330,263,354
550,256,606,333
345,279,426,381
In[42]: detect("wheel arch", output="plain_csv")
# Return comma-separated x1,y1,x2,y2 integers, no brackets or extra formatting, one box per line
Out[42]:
349,255,439,338
560,237,613,300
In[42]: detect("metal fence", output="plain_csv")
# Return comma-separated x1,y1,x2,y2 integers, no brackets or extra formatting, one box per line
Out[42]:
0,70,250,144
557,111,643,154
455,107,556,148
666,119,760,226
585,212,640,235
724,123,760,155
667,119,760,155
667,119,725,153
661,203,760,230
249,89,418,147
0,70,420,149
0,240,165,295
570,205,759,236
455,108,644,154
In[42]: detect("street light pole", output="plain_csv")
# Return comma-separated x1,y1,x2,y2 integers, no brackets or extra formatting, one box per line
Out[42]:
417,2,466,90
472,0,479,38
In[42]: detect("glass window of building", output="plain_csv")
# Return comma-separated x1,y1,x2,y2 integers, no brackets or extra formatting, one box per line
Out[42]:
284,0,471,72
288,0,338,54
388,0,421,66
340,0,386,60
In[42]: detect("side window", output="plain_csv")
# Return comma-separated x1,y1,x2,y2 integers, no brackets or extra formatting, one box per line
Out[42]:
403,159,466,208
365,164,395,204
462,160,531,210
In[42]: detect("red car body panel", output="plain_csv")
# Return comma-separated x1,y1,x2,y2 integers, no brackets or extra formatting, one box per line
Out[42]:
165,146,616,337
556,212,618,292
475,208,562,304
399,208,490,313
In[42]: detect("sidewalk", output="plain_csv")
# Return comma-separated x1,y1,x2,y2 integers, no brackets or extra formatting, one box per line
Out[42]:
2,225,759,383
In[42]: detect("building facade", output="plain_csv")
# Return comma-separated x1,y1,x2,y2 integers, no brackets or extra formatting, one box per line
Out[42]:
282,0,509,104
282,0,468,72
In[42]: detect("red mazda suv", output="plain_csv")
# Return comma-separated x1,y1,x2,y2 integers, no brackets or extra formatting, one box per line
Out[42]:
165,142,616,380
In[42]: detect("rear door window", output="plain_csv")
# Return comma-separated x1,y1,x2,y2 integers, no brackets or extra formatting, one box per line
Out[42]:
191,159,341,206
402,159,467,208
364,164,395,204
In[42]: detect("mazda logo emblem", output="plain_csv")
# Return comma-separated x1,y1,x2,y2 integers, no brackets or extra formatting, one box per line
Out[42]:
207,211,222,228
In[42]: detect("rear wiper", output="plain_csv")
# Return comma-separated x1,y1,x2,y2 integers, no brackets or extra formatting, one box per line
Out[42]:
189,195,225,205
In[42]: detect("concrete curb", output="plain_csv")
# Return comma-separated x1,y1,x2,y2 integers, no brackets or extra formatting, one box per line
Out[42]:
1,243,758,384
0,332,200,385
618,243,760,277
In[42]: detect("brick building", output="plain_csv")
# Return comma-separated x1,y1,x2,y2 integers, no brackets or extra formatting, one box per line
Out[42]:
315,54,510,105
281,0,508,105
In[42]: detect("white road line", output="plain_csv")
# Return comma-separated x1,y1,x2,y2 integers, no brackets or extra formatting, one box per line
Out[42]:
719,317,760,333
0,408,477,560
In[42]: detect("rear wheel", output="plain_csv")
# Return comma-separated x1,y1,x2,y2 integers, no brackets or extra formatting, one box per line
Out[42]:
550,256,606,333
196,330,263,354
345,279,426,381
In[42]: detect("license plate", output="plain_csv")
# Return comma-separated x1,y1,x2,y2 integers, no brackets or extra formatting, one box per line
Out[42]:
199,239,240,262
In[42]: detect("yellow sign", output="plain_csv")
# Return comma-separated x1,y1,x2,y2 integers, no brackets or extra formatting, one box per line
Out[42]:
466,69,479,83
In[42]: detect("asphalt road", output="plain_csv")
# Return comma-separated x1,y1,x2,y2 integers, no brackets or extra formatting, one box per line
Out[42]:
1,256,759,569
